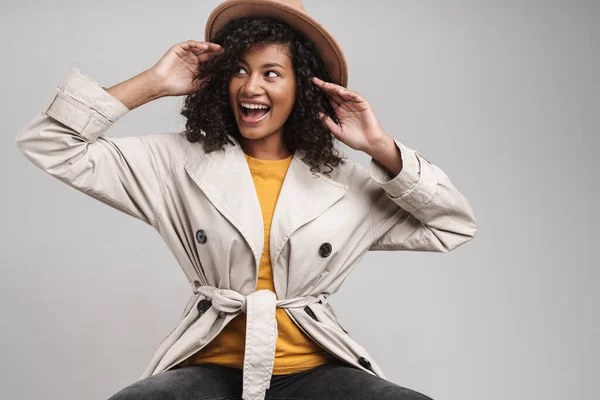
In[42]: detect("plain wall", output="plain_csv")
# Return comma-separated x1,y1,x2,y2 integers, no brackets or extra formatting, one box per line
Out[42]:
2,0,597,399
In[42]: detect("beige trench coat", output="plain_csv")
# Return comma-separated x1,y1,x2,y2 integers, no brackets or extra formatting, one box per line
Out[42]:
16,66,477,400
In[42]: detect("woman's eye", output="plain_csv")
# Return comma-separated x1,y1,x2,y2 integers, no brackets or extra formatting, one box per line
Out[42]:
235,67,279,78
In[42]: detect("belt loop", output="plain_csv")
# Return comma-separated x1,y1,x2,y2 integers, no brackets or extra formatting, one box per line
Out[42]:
317,293,328,305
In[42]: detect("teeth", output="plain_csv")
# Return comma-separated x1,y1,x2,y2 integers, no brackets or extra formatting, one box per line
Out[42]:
241,102,270,110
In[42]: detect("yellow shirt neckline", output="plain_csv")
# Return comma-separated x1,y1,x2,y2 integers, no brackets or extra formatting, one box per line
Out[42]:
244,152,294,168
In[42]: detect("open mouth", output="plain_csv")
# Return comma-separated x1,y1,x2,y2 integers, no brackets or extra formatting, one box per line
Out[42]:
239,103,272,124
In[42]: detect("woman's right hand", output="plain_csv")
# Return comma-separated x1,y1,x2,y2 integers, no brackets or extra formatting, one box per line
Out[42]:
149,40,224,97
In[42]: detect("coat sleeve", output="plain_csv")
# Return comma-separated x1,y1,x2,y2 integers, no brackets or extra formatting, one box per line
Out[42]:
365,138,477,252
15,66,168,228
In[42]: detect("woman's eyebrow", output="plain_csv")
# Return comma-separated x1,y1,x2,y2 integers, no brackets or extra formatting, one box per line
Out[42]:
240,60,285,69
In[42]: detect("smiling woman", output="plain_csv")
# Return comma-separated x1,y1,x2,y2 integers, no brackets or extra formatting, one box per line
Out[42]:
15,0,476,399
180,15,346,174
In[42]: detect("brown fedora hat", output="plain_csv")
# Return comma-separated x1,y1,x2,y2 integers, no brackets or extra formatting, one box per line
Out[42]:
205,0,349,88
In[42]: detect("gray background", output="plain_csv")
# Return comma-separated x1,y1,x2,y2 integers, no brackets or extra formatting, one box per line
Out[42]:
3,0,598,399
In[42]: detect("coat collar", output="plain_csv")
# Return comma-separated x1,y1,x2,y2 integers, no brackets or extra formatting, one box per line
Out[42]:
183,134,348,274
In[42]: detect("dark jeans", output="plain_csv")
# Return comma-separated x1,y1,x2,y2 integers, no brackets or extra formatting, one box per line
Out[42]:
107,363,434,400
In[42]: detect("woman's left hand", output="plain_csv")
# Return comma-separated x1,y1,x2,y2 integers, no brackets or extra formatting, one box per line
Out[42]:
312,76,388,153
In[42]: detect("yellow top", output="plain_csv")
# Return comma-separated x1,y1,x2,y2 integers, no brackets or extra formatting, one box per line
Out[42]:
177,151,338,374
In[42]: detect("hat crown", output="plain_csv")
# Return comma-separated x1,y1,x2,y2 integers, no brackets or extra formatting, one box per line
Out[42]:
228,0,305,11
273,0,305,11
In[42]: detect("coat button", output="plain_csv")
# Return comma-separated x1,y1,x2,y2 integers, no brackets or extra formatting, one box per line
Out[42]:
319,242,332,257
358,356,372,370
195,229,207,244
197,299,212,314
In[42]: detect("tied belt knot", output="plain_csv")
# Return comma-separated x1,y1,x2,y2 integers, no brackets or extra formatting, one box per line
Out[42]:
196,286,328,400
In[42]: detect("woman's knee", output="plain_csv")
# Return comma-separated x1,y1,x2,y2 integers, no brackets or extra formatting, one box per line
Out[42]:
377,384,434,400
309,364,434,400
107,370,184,400
107,379,175,400
106,365,241,400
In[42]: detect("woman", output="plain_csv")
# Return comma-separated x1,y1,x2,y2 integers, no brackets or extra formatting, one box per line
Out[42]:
16,1,476,399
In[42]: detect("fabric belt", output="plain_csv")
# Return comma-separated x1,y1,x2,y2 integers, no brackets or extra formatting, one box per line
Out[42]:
196,286,327,400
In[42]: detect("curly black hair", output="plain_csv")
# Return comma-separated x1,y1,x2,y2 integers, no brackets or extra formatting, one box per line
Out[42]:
180,16,346,177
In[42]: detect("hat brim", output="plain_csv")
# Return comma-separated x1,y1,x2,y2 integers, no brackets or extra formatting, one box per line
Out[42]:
205,0,348,87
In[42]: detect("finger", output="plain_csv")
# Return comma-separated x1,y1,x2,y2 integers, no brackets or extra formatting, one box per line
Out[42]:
187,41,223,55
179,41,206,55
312,77,364,104
327,88,344,106
324,89,341,108
187,40,222,49
194,46,224,59
324,82,359,102
336,88,364,103
312,77,346,104
312,76,347,92
327,96,341,112
318,83,344,105
318,112,342,138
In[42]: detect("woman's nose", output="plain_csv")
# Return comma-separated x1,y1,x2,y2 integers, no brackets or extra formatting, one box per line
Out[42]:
241,75,263,96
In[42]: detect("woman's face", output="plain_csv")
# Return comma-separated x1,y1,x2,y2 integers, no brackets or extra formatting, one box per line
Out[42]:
228,43,296,146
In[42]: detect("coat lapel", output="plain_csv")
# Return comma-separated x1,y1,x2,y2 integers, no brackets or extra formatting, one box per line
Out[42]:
183,134,348,286
268,148,348,270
